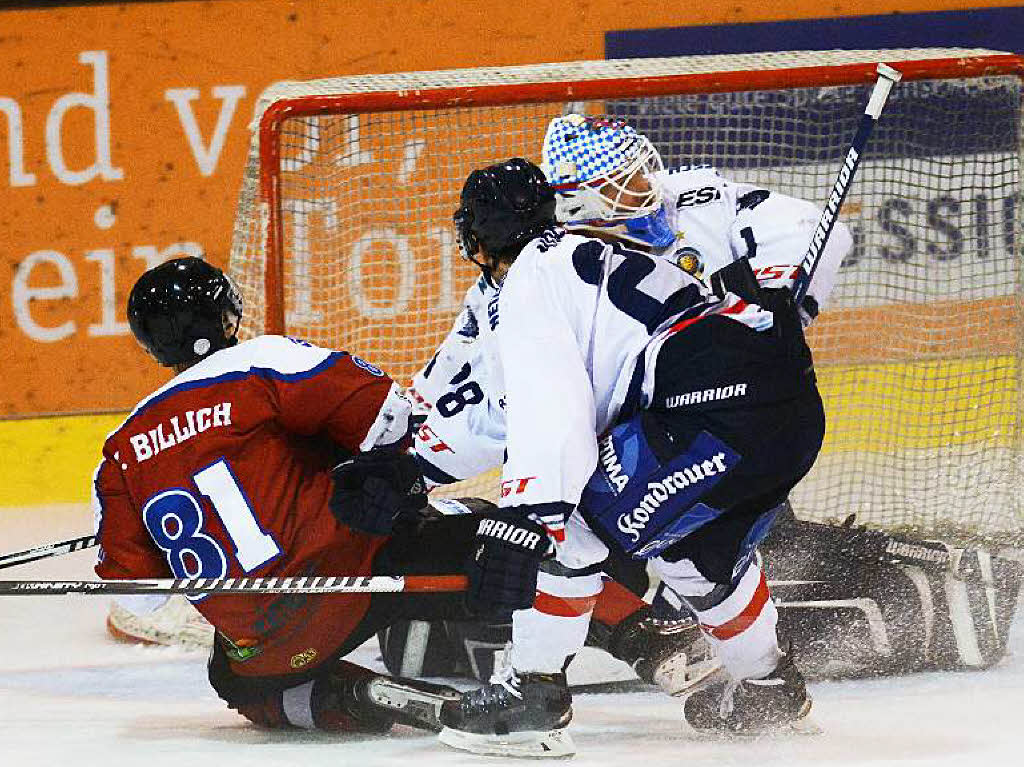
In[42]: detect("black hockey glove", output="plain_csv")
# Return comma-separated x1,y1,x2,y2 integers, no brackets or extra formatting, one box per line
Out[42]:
465,512,551,617
329,450,427,536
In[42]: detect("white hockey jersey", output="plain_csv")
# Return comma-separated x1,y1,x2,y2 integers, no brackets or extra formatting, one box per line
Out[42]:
641,164,851,318
415,228,774,509
411,166,853,500
410,276,507,485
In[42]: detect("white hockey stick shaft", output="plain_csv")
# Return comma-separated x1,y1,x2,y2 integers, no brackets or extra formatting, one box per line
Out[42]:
0,534,98,571
792,63,902,305
0,574,468,596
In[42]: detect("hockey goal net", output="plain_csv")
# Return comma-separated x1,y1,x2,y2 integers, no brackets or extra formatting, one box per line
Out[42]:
229,49,1024,543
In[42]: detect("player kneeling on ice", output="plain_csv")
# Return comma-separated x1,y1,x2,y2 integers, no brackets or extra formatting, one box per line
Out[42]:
433,158,824,756
93,257,550,735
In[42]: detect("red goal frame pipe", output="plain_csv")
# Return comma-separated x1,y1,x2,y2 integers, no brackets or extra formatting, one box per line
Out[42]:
257,54,1024,335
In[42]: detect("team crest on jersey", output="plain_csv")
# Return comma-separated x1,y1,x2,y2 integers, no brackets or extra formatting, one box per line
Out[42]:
290,647,319,668
457,309,479,340
352,356,384,376
673,246,704,279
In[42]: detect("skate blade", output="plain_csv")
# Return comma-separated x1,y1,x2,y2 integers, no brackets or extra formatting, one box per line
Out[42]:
686,702,823,739
438,726,576,758
662,657,725,697
363,677,460,732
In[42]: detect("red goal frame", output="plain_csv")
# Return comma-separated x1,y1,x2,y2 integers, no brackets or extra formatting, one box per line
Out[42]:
254,53,1024,335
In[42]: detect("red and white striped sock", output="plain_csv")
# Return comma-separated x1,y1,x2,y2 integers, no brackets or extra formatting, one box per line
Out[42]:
656,560,781,680
511,570,603,673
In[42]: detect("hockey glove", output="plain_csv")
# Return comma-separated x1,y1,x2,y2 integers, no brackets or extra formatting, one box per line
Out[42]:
329,450,427,536
465,512,551,617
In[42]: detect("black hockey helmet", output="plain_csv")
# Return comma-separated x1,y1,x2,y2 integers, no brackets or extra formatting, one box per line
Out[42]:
454,157,557,264
127,257,242,367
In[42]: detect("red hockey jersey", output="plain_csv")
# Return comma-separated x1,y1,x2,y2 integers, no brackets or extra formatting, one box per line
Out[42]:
93,335,412,675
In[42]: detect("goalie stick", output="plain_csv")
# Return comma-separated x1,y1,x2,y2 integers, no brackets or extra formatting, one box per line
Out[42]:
0,534,97,571
791,62,902,304
0,574,468,597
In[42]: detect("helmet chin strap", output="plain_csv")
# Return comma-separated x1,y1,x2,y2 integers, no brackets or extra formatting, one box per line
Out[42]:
468,251,505,288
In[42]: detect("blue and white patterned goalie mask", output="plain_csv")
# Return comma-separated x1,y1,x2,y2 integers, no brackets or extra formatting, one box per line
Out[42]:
541,114,672,248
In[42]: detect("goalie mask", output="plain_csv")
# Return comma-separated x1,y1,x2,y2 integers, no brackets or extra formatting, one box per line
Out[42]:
127,257,242,367
542,114,674,249
454,157,557,280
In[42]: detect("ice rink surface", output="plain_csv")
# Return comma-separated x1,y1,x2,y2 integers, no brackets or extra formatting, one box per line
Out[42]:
2,505,1021,766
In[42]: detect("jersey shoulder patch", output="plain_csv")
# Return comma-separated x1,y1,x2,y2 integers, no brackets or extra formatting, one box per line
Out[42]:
350,355,384,376
455,307,480,340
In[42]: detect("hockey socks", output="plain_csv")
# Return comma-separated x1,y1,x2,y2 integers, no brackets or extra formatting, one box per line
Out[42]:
655,559,781,681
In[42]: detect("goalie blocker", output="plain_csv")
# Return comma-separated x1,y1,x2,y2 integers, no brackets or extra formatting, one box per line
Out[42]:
379,504,1023,682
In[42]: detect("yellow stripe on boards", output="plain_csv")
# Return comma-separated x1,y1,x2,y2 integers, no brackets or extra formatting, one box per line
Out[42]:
0,413,126,506
816,355,1019,453
0,355,1017,504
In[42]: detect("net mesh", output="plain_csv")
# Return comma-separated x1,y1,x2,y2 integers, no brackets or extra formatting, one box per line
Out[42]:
229,50,1024,542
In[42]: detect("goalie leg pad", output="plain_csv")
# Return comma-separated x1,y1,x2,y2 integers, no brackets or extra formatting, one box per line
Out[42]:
761,515,1024,676
378,620,465,679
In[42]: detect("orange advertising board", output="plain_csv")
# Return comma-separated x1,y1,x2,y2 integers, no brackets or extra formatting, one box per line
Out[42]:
1,0,1018,416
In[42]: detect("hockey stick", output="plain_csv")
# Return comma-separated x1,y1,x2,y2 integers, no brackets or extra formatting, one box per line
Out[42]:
0,534,98,571
0,574,468,597
791,63,902,305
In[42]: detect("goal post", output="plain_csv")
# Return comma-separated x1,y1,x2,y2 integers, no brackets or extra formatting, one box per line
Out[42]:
228,48,1024,543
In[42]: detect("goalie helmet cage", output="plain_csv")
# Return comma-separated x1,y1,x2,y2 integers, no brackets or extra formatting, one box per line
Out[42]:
228,48,1024,544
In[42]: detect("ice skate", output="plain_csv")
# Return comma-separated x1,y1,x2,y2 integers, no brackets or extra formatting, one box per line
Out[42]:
438,664,575,758
608,608,722,695
683,651,817,735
